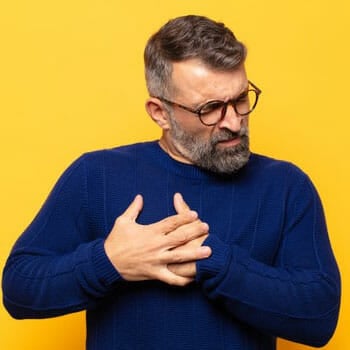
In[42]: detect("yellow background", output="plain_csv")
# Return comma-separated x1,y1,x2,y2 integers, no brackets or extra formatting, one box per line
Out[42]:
0,0,348,349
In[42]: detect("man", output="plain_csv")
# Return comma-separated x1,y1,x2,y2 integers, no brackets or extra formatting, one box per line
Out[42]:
2,15,340,350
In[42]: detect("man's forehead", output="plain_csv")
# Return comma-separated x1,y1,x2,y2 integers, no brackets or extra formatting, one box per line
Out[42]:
172,59,211,78
170,59,248,102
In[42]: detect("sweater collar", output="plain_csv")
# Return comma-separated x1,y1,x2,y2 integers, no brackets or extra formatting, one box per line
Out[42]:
145,140,253,181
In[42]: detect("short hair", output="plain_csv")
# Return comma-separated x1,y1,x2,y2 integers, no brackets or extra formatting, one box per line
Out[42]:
144,15,247,98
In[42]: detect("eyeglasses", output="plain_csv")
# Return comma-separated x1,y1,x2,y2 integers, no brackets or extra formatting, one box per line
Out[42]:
156,81,261,126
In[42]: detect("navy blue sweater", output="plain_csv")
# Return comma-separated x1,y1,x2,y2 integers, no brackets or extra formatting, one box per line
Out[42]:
3,141,340,349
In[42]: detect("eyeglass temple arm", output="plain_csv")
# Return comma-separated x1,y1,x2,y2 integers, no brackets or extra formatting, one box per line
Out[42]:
248,80,262,94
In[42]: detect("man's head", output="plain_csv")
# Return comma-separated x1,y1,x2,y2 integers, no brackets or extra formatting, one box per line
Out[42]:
144,15,246,98
144,15,259,175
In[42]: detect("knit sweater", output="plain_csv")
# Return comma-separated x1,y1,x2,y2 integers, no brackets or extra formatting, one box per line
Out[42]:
3,141,340,350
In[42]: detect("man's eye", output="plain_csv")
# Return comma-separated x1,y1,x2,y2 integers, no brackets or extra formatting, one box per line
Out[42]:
236,93,249,104
200,101,224,114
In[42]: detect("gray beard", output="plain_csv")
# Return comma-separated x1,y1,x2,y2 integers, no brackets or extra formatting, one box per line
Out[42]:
168,117,250,175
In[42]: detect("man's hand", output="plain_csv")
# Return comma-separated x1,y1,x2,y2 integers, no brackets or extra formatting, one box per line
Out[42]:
168,193,210,278
104,194,211,286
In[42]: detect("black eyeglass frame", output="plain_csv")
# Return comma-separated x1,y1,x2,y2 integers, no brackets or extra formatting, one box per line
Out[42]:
155,80,262,126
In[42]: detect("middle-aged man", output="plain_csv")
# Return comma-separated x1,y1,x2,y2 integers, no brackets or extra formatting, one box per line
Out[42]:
3,15,341,350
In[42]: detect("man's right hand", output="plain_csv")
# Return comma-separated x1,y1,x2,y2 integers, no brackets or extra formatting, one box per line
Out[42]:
104,194,211,286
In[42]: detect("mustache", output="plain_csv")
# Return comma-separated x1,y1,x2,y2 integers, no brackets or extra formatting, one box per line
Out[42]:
212,127,249,144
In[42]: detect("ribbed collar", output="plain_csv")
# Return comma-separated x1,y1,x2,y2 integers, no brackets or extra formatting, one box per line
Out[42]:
143,140,252,181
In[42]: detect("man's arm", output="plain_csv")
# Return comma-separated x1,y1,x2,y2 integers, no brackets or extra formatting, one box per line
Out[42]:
170,185,340,347
2,157,211,319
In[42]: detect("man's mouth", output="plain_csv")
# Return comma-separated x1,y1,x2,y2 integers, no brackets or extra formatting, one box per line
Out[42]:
216,136,241,147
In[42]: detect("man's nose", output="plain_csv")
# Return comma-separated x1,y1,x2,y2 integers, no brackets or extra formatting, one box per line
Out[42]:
217,104,244,132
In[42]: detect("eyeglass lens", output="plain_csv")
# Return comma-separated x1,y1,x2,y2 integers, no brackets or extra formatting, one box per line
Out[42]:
199,89,258,126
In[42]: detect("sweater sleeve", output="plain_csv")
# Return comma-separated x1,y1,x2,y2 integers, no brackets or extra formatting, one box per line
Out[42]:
196,170,341,347
2,155,122,319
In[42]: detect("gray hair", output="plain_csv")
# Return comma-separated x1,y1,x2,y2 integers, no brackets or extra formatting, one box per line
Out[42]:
144,15,247,98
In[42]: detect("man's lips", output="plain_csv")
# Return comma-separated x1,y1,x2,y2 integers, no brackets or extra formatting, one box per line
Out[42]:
216,136,241,147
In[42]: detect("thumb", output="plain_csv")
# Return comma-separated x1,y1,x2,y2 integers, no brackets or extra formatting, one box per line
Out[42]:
173,192,191,214
122,194,144,221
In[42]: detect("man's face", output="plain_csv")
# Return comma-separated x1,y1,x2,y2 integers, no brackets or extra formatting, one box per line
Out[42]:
161,59,250,175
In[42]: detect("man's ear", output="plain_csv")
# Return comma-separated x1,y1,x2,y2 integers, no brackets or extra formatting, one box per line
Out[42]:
145,97,170,130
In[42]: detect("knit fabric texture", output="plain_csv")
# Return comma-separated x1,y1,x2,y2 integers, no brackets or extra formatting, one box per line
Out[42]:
3,141,340,349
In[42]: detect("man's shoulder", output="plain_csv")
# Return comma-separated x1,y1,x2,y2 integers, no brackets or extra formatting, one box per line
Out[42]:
80,141,157,163
248,152,309,182
61,141,158,179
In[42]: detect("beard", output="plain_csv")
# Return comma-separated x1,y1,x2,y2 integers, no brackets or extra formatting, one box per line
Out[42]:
168,116,250,175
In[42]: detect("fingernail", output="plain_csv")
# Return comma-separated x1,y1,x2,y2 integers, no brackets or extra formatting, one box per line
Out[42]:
176,192,183,200
189,210,198,218
200,246,212,257
202,222,209,231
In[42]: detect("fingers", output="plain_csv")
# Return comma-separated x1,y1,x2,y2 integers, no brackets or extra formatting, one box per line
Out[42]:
165,244,211,264
121,194,144,221
151,209,198,235
173,192,191,214
166,241,212,279
157,267,194,286
107,193,211,287
168,262,196,278
166,220,209,248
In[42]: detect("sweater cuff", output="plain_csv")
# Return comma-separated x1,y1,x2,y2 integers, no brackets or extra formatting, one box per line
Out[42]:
91,239,123,287
196,235,232,282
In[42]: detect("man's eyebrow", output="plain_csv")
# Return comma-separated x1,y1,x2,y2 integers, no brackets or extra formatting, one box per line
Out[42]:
195,84,249,108
235,88,250,98
227,84,250,101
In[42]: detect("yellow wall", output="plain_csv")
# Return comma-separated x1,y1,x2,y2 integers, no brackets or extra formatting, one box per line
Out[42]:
0,1,348,349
